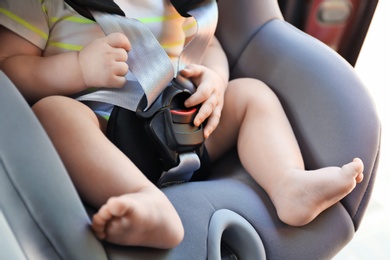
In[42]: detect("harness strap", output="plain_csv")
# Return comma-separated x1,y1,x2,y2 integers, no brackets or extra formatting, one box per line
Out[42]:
65,0,125,20
176,0,219,73
65,0,215,20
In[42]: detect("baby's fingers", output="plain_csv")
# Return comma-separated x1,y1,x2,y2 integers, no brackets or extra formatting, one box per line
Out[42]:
185,81,212,107
193,101,212,126
105,33,131,52
203,106,222,138
193,93,218,125
180,64,203,78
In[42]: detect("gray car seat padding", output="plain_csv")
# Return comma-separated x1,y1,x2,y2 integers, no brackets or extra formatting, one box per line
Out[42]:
0,210,27,260
0,71,106,259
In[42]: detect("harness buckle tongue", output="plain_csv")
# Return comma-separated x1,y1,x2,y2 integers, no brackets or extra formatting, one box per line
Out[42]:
157,152,201,188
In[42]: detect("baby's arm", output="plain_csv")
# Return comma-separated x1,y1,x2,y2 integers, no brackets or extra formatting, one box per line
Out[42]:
180,36,229,138
0,26,130,104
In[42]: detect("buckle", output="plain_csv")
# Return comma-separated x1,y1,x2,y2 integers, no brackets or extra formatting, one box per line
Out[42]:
136,79,204,170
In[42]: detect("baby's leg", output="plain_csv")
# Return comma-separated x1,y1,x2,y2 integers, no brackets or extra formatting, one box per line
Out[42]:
205,78,364,226
33,96,183,248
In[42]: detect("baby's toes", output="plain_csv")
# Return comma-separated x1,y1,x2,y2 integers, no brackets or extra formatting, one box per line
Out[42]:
91,215,107,238
355,172,364,183
106,197,132,217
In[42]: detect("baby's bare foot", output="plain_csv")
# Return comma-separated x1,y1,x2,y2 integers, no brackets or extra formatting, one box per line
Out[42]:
272,158,364,226
91,187,184,248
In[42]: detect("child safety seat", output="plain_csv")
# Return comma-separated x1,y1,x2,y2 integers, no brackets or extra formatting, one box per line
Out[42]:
0,0,380,259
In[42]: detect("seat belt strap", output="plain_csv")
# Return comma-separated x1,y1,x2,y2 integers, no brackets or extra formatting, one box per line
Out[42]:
76,12,174,111
76,0,218,111
75,0,218,186
177,0,218,73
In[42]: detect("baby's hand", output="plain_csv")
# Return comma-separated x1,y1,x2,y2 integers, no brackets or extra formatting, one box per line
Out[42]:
78,33,131,88
180,64,227,138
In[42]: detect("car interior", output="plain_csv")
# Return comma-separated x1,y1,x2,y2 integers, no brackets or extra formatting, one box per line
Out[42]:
279,0,378,66
0,0,381,259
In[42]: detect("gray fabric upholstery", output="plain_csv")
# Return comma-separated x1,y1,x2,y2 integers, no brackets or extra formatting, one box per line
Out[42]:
0,72,106,260
0,0,380,259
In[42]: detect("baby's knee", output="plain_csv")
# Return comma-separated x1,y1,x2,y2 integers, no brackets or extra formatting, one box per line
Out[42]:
32,95,64,119
32,95,94,124
227,78,279,107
